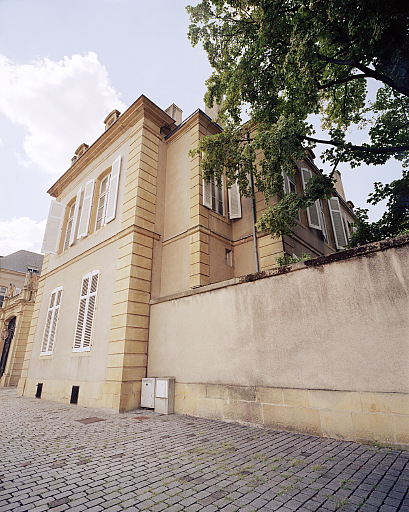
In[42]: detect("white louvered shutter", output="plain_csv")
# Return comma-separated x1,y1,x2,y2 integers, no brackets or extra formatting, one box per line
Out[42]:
77,180,95,239
283,171,291,194
41,287,63,355
41,201,64,254
69,188,82,246
228,182,242,219
105,156,121,224
328,197,348,249
319,200,329,243
300,168,321,230
73,271,99,352
202,179,212,208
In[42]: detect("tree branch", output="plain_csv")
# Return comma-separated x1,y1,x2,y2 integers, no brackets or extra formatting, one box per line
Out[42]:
318,55,409,97
317,73,367,90
303,135,409,154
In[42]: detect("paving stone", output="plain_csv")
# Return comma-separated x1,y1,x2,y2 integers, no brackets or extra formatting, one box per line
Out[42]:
1,388,408,512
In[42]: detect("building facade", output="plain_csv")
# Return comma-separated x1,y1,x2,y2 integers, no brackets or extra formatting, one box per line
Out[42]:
17,95,354,411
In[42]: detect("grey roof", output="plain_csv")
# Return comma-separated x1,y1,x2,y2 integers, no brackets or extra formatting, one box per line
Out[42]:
0,250,44,275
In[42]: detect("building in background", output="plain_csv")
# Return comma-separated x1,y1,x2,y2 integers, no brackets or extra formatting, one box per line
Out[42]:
16,95,354,410
0,250,43,386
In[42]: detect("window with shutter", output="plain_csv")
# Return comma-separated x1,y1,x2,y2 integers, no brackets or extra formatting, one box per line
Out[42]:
328,197,348,249
69,188,82,247
41,287,63,355
63,203,76,251
228,182,242,219
41,201,64,254
95,175,110,231
105,155,121,223
77,180,95,239
300,168,322,230
73,271,99,352
203,177,224,215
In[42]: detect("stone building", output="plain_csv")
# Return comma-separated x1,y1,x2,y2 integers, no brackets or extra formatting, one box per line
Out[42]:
0,250,42,386
17,95,354,411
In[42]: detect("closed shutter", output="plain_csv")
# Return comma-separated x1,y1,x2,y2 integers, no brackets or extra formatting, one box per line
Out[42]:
77,180,95,238
228,182,242,219
73,271,99,352
105,155,121,223
41,201,64,254
41,287,63,355
69,188,82,246
300,168,321,230
202,179,212,209
328,197,348,249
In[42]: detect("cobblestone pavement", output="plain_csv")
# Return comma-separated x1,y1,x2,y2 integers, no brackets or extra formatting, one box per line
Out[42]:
1,388,408,512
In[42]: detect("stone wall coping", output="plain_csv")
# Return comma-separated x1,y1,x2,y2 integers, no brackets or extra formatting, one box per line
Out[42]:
150,234,409,305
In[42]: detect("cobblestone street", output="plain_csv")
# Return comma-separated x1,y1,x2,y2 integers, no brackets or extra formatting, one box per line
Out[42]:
1,388,408,512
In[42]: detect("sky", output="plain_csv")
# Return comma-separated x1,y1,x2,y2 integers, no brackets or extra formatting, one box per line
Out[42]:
0,0,403,255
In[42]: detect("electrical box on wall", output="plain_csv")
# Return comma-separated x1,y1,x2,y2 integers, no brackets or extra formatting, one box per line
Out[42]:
140,378,156,408
154,377,175,415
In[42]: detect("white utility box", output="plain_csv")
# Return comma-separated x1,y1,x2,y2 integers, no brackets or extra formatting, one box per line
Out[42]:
140,378,156,408
154,377,175,415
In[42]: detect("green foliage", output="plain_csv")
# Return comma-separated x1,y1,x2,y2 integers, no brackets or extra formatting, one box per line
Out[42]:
275,252,311,267
187,0,409,237
348,171,409,246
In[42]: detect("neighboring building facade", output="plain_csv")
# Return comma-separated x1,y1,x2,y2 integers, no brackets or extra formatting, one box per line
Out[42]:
17,95,354,411
0,250,43,307
0,250,42,386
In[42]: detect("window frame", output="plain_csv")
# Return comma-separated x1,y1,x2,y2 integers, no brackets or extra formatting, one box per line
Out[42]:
73,270,100,353
40,286,63,356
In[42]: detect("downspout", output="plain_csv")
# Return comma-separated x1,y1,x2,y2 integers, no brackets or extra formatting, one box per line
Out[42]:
247,131,260,272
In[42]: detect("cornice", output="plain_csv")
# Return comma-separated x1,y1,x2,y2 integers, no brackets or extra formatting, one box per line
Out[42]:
48,95,175,198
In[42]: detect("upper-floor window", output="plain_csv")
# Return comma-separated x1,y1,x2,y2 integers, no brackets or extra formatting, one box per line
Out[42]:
41,155,122,254
95,174,110,231
211,179,224,215
0,286,6,308
63,202,76,251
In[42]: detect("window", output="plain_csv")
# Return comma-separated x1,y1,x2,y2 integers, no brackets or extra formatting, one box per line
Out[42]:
0,286,6,308
94,155,122,231
63,203,76,251
41,286,63,355
328,197,348,249
203,177,224,215
95,175,110,230
73,270,100,352
283,172,297,195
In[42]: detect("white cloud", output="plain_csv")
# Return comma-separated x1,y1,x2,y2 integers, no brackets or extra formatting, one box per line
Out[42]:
0,52,126,175
0,217,46,255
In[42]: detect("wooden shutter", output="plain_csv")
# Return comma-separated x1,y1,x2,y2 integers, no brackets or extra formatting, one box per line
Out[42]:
228,182,242,219
328,197,348,249
105,156,121,224
283,171,290,194
69,188,82,246
77,180,95,239
202,179,212,208
73,271,99,352
300,168,321,230
41,201,64,254
319,200,329,242
41,287,63,355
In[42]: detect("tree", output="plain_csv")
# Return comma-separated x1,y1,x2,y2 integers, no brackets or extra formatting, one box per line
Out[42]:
348,171,409,247
187,0,409,239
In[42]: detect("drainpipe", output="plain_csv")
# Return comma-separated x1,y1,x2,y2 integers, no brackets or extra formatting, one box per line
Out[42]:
247,131,260,273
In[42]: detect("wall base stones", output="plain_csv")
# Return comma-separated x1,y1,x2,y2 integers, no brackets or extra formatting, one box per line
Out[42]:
174,382,409,450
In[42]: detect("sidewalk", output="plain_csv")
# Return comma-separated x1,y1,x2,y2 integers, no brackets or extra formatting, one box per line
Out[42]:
1,388,408,512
